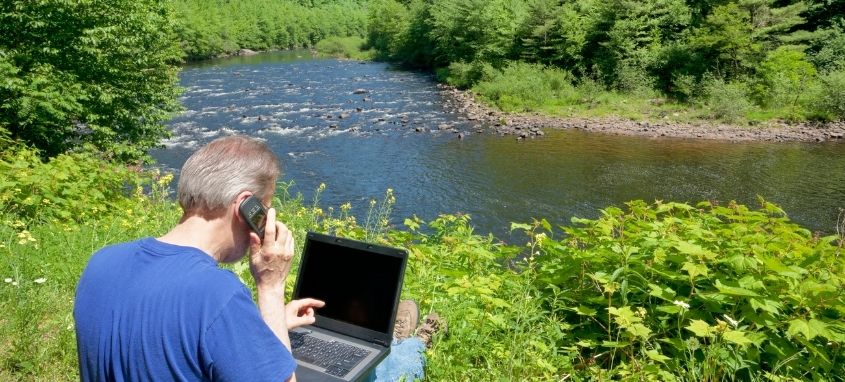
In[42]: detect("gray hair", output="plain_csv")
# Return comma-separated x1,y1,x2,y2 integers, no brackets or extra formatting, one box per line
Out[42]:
177,136,280,215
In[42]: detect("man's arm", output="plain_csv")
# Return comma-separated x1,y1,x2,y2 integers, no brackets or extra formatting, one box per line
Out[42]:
249,207,297,381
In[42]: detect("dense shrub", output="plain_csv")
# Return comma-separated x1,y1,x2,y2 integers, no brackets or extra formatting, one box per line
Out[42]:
0,0,182,161
754,48,817,111
810,69,845,121
473,62,575,111
315,36,373,60
0,144,151,224
698,76,754,122
438,61,495,89
529,200,845,380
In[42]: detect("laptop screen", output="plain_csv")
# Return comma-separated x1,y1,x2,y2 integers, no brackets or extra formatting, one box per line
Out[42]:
295,237,404,334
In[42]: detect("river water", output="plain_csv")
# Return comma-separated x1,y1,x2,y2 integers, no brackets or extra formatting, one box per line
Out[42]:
151,51,845,239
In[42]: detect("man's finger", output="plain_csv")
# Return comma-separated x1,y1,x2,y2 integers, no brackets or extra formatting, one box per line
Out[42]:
298,298,325,308
263,207,276,243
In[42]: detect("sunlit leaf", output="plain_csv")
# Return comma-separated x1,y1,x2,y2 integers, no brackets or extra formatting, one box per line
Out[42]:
686,320,714,337
722,330,752,346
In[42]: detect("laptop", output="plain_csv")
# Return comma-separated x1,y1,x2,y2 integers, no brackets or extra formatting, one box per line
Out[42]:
290,232,408,382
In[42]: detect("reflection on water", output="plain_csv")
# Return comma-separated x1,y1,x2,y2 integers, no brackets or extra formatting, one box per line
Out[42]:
153,51,845,239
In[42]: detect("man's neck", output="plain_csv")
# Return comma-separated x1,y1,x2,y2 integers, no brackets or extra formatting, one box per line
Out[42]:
158,215,232,262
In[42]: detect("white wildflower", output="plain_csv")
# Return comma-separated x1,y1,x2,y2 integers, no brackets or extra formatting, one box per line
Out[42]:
673,300,690,309
34,277,46,284
3,278,11,283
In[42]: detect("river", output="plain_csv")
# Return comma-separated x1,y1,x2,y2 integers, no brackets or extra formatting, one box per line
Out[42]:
151,51,845,240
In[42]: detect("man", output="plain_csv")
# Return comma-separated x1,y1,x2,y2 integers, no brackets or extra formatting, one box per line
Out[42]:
74,135,323,381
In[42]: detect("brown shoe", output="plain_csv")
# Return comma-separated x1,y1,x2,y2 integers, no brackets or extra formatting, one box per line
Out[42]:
393,300,419,340
416,312,447,348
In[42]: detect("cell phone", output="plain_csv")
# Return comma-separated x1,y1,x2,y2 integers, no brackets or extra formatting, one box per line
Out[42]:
238,195,268,238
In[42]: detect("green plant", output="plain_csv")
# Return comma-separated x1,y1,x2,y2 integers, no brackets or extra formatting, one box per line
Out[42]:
753,47,817,118
0,0,183,161
440,60,495,89
526,199,845,380
698,76,754,122
0,145,153,224
473,61,575,111
315,36,374,60
809,69,845,120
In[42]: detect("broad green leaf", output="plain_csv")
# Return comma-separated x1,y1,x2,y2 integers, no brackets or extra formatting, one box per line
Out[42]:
686,320,714,337
787,319,811,339
574,305,597,316
750,298,782,315
715,280,760,297
682,261,709,278
648,283,676,301
645,349,670,363
656,305,682,314
806,319,830,340
601,341,631,348
674,240,715,259
608,306,641,326
722,330,752,346
627,323,652,339
509,222,531,232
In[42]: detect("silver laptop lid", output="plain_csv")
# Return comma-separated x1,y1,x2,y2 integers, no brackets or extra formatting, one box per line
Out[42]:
293,232,408,346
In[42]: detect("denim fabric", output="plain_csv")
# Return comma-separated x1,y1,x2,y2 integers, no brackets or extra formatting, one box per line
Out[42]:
363,338,426,382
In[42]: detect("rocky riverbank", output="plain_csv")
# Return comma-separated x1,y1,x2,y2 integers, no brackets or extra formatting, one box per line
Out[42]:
438,84,845,143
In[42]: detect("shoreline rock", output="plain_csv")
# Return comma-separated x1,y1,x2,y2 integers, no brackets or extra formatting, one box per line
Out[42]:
437,84,845,143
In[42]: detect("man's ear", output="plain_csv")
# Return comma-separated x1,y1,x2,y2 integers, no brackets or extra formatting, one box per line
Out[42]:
232,191,253,222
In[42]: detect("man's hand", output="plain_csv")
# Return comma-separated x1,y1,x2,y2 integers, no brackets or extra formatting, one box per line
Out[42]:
286,298,326,329
248,207,294,293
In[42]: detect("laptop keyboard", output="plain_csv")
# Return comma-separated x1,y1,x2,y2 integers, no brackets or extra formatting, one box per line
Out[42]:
290,331,372,377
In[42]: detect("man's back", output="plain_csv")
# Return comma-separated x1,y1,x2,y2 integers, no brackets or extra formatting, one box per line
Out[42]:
74,237,295,382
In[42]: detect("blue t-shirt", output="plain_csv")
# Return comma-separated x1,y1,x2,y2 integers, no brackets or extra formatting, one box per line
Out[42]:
74,237,296,382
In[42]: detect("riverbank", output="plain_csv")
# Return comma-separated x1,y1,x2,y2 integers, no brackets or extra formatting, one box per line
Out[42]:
439,84,845,143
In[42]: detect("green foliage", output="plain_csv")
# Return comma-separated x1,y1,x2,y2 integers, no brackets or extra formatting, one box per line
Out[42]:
808,69,845,120
314,36,374,60
173,0,370,61
0,144,152,224
810,19,845,72
0,0,183,161
366,0,411,61
473,62,576,112
527,199,845,379
698,75,755,122
438,61,496,89
754,47,817,112
424,0,529,67
365,0,845,124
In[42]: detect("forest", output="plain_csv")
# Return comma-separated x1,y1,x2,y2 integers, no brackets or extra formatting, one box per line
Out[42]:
367,0,845,122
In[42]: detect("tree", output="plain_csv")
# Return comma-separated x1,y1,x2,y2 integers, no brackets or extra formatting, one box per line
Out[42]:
0,0,183,161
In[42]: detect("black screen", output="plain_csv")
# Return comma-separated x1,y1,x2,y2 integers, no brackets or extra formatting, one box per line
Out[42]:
296,239,403,334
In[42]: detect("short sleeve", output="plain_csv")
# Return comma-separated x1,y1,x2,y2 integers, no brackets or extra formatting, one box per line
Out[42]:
203,287,297,382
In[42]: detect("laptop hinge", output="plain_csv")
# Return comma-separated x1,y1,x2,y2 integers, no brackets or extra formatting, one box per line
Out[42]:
374,338,389,347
